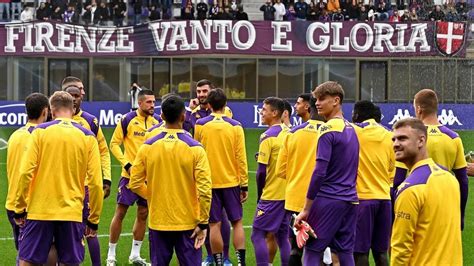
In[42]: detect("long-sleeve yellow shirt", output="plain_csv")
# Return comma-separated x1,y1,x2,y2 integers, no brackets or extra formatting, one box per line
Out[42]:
391,158,462,266
110,110,161,178
129,129,212,231
5,122,36,211
194,113,248,189
14,118,103,225
73,109,111,183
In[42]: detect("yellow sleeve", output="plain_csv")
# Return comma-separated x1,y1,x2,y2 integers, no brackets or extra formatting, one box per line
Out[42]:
194,124,202,142
86,136,104,225
130,145,149,200
257,138,272,165
453,137,467,170
15,132,39,213
194,147,212,225
97,126,111,182
110,120,129,167
235,125,248,188
391,187,423,266
275,134,289,180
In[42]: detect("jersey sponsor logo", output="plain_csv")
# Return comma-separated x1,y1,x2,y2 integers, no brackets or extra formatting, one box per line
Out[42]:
133,131,146,137
319,124,332,133
167,135,175,139
257,210,265,217
429,128,438,134
438,109,462,126
395,210,411,220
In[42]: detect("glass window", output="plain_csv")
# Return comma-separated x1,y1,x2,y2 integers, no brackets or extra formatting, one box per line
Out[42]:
258,59,276,100
92,58,121,101
128,58,151,90
305,59,321,93
0,58,7,100
457,60,473,102
328,60,356,101
442,60,456,102
171,58,191,99
192,58,224,90
16,58,44,100
153,58,171,99
360,61,387,102
389,60,410,102
49,59,89,100
225,59,256,100
278,59,303,99
410,60,442,98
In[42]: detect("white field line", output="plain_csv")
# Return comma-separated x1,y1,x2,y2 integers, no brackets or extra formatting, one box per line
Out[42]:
0,226,254,241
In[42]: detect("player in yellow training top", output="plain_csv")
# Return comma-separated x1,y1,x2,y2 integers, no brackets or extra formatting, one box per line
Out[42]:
14,91,104,266
352,100,394,266
107,89,161,266
6,93,49,253
391,118,462,265
129,94,212,265
275,94,324,264
194,88,248,266
63,77,112,266
251,97,290,266
394,89,468,230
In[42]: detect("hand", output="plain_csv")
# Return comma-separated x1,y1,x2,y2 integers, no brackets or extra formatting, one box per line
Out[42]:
240,191,248,203
189,98,199,110
103,184,111,199
190,226,207,249
85,225,97,238
14,217,26,227
467,163,474,177
294,209,309,228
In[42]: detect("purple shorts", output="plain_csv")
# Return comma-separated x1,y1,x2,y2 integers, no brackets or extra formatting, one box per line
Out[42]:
19,220,85,264
306,197,358,253
252,200,290,233
6,209,21,250
117,177,147,207
210,186,243,223
149,229,201,265
354,200,391,253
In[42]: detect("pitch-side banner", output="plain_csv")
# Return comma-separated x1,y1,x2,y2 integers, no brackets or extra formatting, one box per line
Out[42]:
0,20,468,57
0,101,470,130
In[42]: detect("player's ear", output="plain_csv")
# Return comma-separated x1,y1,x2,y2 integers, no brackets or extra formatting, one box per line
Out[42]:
160,113,165,121
179,111,185,123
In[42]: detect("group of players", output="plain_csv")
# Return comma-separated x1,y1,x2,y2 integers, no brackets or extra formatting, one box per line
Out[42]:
4,76,468,266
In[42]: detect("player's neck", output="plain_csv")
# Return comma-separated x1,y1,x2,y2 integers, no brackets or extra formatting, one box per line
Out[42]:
212,109,225,114
200,103,210,110
137,108,149,118
405,151,429,170
74,108,81,116
28,118,43,125
325,109,343,121
268,119,282,127
165,123,182,130
421,115,439,125
301,113,311,123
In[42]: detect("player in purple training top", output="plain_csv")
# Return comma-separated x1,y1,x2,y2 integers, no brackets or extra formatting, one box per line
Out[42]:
295,81,360,266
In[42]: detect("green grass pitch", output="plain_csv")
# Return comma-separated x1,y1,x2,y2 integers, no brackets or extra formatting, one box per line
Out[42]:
0,128,473,265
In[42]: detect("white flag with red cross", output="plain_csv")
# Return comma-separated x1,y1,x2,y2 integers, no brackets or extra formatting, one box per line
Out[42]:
435,21,466,56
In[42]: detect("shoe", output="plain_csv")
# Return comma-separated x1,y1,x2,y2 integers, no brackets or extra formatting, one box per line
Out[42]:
128,256,151,266
202,255,215,266
223,258,232,266
106,258,116,266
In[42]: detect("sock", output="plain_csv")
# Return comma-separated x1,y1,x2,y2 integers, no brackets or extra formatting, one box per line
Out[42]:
221,219,231,259
303,249,322,266
130,240,142,258
87,236,101,265
213,253,224,266
337,252,355,266
250,228,269,265
276,231,291,266
236,249,246,266
107,243,117,260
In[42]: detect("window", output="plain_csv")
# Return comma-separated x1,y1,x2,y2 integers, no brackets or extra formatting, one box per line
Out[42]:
48,59,89,99
92,58,121,101
171,58,191,99
410,60,442,98
328,60,356,101
278,59,303,99
360,61,387,102
258,59,276,99
457,60,473,102
128,58,151,91
16,58,44,100
153,58,171,98
192,58,224,90
389,60,410,102
305,59,321,93
0,58,7,100
225,58,256,100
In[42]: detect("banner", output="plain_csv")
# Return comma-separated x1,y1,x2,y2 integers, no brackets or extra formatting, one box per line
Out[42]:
0,101,471,130
0,20,468,57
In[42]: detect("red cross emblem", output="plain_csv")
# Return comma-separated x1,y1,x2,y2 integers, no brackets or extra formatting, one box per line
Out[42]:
435,21,466,56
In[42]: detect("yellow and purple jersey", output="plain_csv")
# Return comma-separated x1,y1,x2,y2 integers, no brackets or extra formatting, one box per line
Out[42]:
184,105,233,132
194,113,248,189
258,124,290,201
391,158,462,265
129,129,212,231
